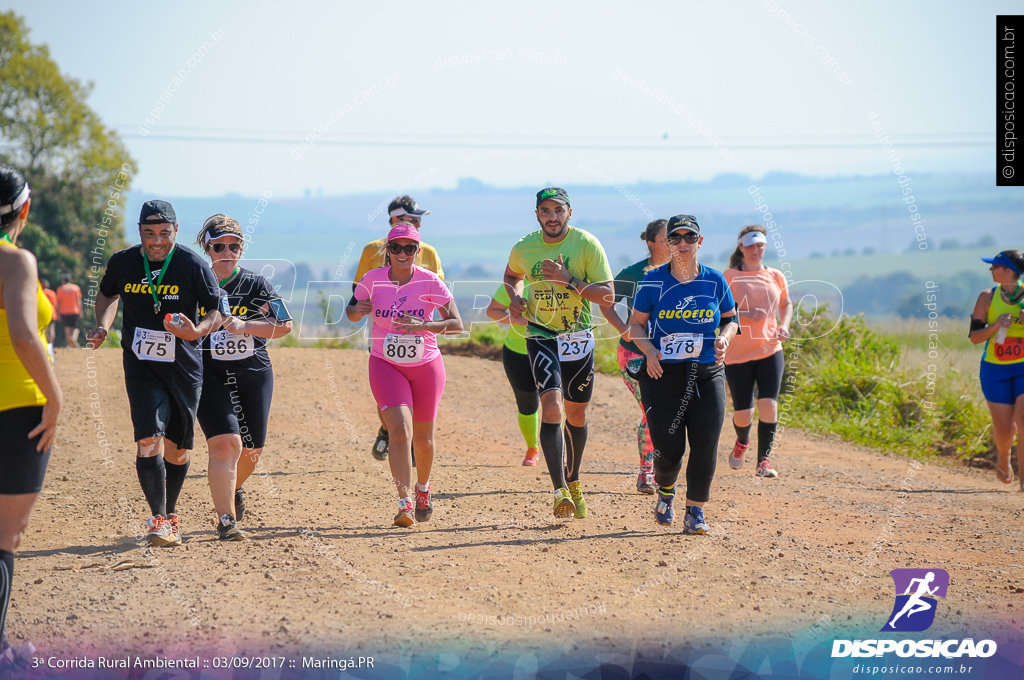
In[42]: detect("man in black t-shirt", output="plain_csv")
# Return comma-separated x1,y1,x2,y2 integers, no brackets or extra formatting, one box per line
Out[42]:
87,200,227,547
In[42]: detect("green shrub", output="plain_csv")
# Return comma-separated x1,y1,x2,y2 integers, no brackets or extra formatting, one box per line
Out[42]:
779,309,993,459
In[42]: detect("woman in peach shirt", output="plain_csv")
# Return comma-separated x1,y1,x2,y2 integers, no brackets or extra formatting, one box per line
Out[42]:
723,225,792,478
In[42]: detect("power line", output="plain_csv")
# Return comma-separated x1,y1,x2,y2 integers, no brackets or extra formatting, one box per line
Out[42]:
116,130,994,150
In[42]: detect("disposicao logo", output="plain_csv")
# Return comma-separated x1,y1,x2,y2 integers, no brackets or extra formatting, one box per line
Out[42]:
882,568,948,632
831,567,997,659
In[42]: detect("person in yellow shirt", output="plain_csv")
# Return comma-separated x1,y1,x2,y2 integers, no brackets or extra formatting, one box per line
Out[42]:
969,249,1024,487
353,196,444,462
504,187,616,519
353,196,443,285
0,165,63,667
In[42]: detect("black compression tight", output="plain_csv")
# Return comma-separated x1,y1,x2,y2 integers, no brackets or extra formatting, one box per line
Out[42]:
639,360,726,504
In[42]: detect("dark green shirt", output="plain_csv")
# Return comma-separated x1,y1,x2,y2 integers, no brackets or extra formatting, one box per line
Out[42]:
614,258,650,355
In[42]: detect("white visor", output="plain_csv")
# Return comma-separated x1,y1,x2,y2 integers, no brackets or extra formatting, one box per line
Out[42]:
740,231,768,246
204,230,243,244
388,207,429,219
0,184,31,216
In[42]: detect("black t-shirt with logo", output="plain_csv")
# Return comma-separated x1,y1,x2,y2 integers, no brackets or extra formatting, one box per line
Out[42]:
99,244,227,384
199,267,285,375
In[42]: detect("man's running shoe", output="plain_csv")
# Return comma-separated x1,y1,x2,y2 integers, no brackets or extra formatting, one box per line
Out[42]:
567,480,587,519
415,486,433,522
165,513,183,546
729,440,749,469
756,459,779,478
146,515,174,547
522,447,539,466
553,487,575,518
217,514,245,541
637,471,657,495
234,486,246,521
372,427,389,461
683,505,711,535
394,499,415,527
654,489,675,525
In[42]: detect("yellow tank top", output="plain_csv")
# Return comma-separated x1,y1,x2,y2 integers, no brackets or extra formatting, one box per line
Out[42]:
983,284,1024,365
0,242,53,411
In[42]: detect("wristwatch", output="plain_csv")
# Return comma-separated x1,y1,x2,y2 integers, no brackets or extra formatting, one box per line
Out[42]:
567,275,580,291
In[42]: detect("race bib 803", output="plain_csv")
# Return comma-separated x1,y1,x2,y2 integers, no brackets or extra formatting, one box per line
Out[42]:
384,333,423,364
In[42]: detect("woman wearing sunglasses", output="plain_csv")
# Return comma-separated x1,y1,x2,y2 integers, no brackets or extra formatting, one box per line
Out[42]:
194,214,293,540
969,249,1024,487
723,225,792,478
627,214,737,534
346,224,464,527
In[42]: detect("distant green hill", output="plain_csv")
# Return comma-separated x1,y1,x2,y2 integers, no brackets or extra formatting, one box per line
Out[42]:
774,246,1000,289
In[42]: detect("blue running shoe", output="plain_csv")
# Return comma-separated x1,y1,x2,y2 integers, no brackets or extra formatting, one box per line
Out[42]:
684,505,710,535
654,489,675,525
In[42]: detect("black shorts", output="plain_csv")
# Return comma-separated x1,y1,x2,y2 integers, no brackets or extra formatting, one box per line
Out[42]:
725,350,785,410
60,314,80,328
124,366,201,450
0,406,52,494
197,366,274,449
502,345,539,415
526,336,595,404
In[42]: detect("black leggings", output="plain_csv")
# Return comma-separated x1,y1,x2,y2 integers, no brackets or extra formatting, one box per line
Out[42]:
638,360,726,503
0,406,51,494
502,346,539,415
725,350,784,411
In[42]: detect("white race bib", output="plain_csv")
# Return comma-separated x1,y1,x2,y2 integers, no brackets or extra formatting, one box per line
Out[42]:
557,329,595,362
132,327,175,363
384,333,424,364
210,330,255,361
660,332,703,360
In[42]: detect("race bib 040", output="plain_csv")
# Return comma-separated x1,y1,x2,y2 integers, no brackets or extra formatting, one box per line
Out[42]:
132,327,175,363
993,336,1024,363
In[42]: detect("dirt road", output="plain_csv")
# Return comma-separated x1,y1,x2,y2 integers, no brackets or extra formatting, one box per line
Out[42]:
7,348,1023,663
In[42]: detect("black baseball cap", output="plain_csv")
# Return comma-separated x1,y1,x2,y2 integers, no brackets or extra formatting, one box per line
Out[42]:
139,200,177,224
667,214,700,236
536,187,570,207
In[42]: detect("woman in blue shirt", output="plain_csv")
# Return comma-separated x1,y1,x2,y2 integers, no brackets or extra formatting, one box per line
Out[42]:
627,214,738,534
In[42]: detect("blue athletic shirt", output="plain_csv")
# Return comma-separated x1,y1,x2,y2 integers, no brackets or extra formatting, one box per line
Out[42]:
632,263,736,364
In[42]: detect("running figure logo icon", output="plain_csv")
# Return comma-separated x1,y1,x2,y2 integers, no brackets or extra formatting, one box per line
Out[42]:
881,568,949,632
675,295,697,311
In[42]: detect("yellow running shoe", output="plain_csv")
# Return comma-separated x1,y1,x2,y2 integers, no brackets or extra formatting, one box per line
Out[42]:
567,480,587,518
553,487,574,518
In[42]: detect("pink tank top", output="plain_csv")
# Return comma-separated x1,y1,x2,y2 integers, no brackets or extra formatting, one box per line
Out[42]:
354,266,453,366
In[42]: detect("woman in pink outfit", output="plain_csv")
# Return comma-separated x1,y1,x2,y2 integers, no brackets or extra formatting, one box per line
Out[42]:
347,224,463,527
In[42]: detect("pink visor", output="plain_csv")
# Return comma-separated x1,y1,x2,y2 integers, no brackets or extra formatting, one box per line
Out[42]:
387,223,421,243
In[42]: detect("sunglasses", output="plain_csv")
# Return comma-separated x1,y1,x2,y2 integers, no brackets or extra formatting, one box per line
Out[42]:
388,243,419,256
667,232,700,245
211,242,242,253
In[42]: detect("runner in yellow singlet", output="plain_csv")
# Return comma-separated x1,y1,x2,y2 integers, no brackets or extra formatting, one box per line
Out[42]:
0,165,62,668
969,249,1024,488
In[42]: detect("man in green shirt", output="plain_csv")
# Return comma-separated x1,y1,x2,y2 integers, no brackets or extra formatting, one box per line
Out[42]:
503,187,615,519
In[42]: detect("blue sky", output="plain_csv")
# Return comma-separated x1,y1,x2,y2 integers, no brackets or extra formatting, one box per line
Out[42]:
4,0,1008,197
